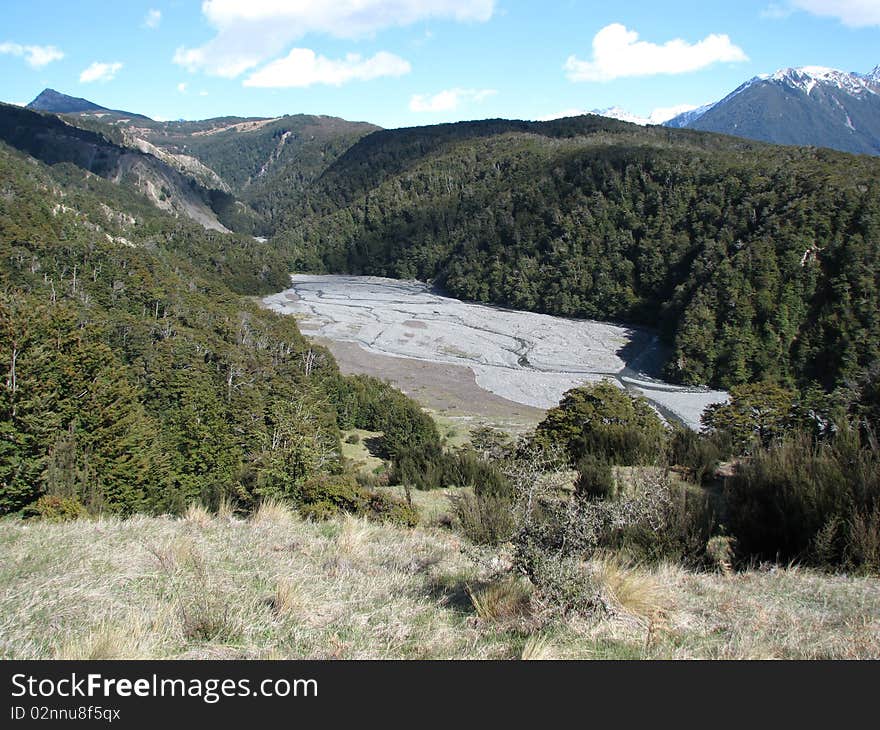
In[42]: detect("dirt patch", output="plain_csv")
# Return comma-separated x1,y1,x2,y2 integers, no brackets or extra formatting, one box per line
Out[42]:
318,338,544,425
403,320,428,329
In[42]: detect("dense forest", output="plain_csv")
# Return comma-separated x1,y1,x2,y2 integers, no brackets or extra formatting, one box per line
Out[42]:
0,139,431,519
275,117,880,393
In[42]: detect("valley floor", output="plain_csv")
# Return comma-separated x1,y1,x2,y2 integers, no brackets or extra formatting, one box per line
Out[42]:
2,510,877,660
262,275,728,430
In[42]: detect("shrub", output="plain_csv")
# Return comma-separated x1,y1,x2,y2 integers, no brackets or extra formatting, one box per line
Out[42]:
329,374,441,458
451,491,516,546
345,433,361,445
363,491,419,527
23,495,88,523
537,381,667,466
702,381,796,454
516,546,605,616
724,427,880,569
516,471,715,570
390,445,510,494
669,426,730,484
355,471,390,490
300,474,367,516
574,455,616,500
298,473,419,526
613,482,717,566
848,507,880,573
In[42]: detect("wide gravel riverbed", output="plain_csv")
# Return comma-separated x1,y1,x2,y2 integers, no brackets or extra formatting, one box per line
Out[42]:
263,275,727,429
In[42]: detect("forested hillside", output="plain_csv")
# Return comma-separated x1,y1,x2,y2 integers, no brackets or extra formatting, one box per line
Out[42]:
0,103,238,232
49,103,380,234
0,140,433,518
278,117,880,391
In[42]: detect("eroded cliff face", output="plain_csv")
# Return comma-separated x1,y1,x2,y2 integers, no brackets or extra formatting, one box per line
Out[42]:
0,102,229,232
113,153,229,232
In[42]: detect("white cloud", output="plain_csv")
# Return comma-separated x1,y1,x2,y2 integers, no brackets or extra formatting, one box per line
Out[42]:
565,23,748,82
80,61,123,83
789,0,880,26
761,3,793,19
409,88,496,113
177,82,187,93
144,9,162,29
244,49,410,87
0,42,64,68
175,0,494,77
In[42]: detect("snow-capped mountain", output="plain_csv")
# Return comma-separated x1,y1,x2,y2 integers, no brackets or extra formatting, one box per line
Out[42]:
665,64,880,156
592,104,702,127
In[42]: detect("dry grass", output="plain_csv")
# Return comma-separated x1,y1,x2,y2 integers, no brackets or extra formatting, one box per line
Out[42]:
0,514,878,660
467,576,533,622
591,556,670,624
520,634,556,660
269,578,301,618
250,499,296,526
216,497,237,522
376,485,470,526
183,502,212,528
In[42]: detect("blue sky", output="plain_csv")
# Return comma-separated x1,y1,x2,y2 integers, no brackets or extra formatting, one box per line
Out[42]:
1,1,878,127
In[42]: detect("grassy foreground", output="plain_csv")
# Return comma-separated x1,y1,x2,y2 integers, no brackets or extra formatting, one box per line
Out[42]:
1,507,878,660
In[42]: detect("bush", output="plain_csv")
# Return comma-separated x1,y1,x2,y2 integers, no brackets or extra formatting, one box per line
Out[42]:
516,471,715,570
298,473,419,526
23,495,88,522
345,433,361,445
300,474,366,516
390,445,511,494
613,482,717,566
363,491,419,528
724,428,880,570
537,382,668,466
574,455,616,500
669,426,731,484
702,382,796,454
329,374,441,458
355,470,390,490
451,491,516,546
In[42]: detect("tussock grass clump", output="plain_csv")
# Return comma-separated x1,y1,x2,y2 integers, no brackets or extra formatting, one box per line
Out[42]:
336,515,373,557
149,538,242,644
467,576,533,622
520,634,555,660
590,556,670,624
268,578,301,618
216,497,237,521
183,502,212,529
250,498,296,526
56,621,139,660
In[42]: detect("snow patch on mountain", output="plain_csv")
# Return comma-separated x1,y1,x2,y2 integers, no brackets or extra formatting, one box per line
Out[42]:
767,66,878,96
591,104,702,126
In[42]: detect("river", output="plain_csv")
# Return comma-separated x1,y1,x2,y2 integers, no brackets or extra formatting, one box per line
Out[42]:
263,274,727,430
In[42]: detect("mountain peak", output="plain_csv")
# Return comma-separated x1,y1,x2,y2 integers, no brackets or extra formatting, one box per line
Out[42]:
26,88,150,121
27,88,109,114
762,66,878,96
664,62,880,156
591,106,651,126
